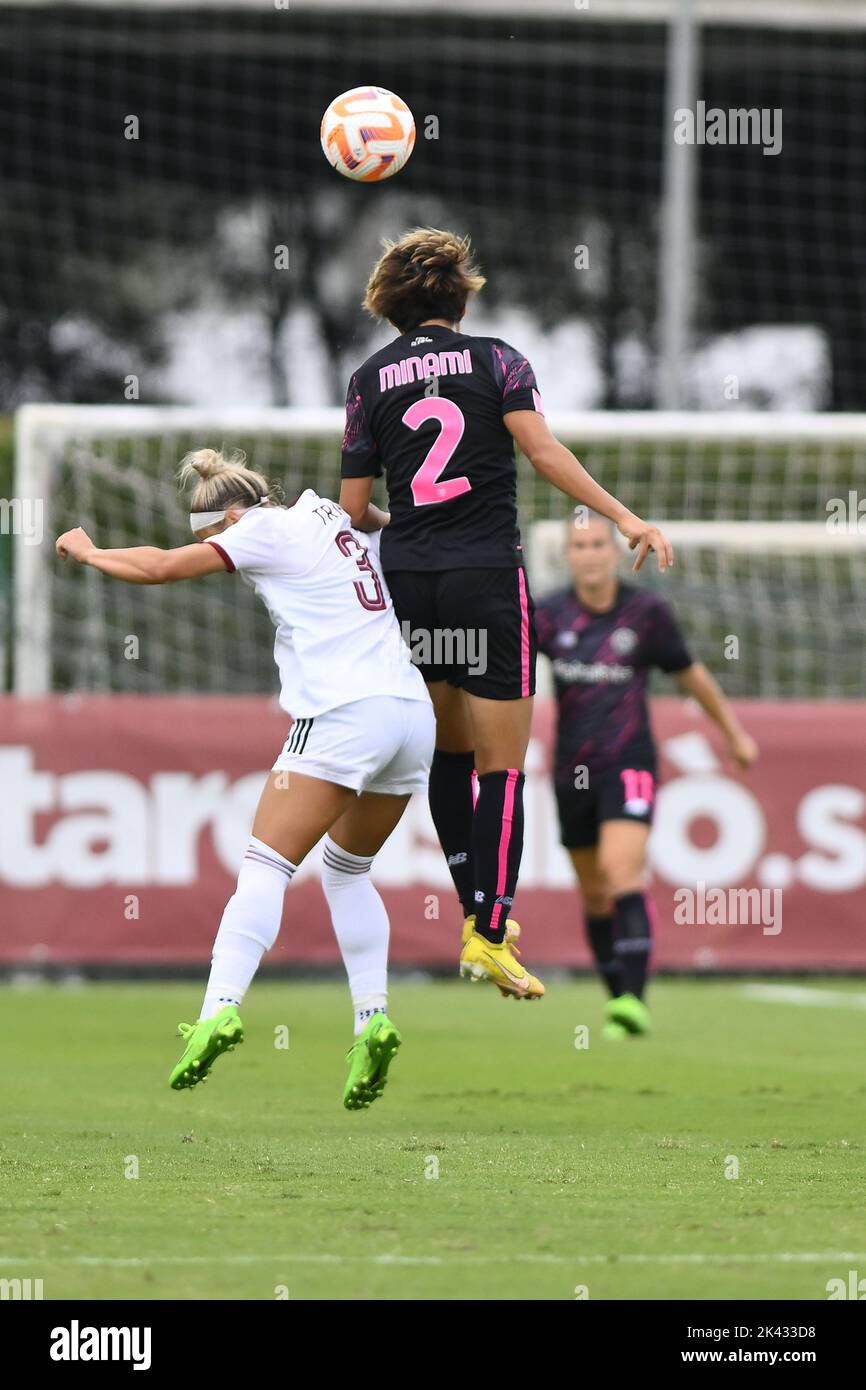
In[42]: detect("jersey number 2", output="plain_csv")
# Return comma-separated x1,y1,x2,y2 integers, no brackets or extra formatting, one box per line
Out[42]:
404,398,471,507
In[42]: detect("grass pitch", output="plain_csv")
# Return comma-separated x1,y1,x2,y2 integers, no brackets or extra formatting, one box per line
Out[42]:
2,977,864,1301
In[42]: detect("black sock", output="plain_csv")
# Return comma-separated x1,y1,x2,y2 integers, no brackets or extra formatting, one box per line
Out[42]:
428,749,476,917
585,913,624,998
471,769,525,943
613,891,653,1000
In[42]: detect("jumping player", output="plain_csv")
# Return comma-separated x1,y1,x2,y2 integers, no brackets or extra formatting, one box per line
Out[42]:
56,449,435,1109
536,512,759,1037
340,228,674,1002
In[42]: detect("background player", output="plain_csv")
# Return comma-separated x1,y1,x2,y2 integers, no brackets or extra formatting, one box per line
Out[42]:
339,227,674,1002
56,449,434,1109
535,511,759,1037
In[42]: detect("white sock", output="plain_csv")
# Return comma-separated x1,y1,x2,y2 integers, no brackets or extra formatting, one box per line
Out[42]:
321,835,389,1035
199,836,296,1020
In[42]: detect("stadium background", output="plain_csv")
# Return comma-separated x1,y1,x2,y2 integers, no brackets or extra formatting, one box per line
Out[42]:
1,0,864,973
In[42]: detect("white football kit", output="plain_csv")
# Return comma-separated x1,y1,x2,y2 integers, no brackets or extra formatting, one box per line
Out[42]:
206,492,434,795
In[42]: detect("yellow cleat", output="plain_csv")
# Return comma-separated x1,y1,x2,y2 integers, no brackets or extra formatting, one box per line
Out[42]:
459,926,545,1001
461,916,526,998
461,914,522,949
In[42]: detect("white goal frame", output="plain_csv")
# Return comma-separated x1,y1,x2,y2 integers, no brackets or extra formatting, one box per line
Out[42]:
14,403,866,695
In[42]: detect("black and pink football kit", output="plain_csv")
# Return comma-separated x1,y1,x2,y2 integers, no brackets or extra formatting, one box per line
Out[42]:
340,324,543,942
535,580,694,848
535,581,693,1002
341,322,539,702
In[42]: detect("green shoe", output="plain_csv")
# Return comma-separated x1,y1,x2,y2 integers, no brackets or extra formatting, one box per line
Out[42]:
601,1020,629,1041
606,993,651,1036
169,1005,244,1090
343,1013,401,1111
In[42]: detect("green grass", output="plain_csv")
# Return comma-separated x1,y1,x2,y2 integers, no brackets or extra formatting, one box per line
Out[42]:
1,978,864,1301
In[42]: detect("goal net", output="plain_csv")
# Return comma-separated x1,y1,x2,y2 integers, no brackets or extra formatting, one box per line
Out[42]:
15,405,866,699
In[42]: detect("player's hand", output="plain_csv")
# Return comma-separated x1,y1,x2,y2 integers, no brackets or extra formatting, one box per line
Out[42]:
617,514,674,573
56,527,95,564
727,729,759,770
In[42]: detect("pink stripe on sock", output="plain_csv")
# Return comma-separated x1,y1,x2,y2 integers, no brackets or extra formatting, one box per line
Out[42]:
517,568,530,698
489,768,519,935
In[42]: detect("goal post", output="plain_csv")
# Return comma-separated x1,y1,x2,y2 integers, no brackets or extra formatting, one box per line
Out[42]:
14,403,866,698
14,404,345,698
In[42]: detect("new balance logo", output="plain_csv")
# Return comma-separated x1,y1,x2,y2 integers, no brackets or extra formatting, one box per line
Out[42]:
447,852,468,866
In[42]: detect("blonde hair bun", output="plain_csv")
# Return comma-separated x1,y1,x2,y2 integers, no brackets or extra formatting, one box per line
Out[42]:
178,447,274,514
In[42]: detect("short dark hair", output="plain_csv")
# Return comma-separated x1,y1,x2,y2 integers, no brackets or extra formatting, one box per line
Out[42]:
364,227,486,333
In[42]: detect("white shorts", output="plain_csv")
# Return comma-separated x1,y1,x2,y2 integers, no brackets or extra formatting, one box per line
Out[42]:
272,695,435,796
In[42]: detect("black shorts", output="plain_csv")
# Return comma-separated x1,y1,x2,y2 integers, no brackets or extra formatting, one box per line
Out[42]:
384,566,537,701
555,761,657,849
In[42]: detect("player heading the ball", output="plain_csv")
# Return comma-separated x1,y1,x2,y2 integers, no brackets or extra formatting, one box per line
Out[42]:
339,227,674,1002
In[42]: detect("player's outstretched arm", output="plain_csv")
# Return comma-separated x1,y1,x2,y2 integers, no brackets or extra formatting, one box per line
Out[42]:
56,526,226,584
504,410,673,573
676,662,760,770
339,476,390,532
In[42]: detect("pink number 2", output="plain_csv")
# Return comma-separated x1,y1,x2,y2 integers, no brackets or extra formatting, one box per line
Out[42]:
404,398,471,507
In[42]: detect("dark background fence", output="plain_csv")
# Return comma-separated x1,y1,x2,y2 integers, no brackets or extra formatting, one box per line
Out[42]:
0,5,862,412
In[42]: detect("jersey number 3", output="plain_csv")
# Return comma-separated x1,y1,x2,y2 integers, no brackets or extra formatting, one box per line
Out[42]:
404,398,471,507
335,531,387,612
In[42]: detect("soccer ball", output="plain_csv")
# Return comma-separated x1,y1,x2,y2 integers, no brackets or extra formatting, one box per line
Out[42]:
320,86,415,182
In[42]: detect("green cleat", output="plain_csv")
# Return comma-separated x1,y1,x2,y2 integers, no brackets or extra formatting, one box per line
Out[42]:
343,1013,401,1111
169,1005,244,1090
601,1020,629,1041
605,993,651,1037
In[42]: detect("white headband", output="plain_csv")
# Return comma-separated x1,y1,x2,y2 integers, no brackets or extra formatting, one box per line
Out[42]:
190,497,268,533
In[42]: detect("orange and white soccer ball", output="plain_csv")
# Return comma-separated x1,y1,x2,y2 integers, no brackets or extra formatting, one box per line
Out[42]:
320,86,415,182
